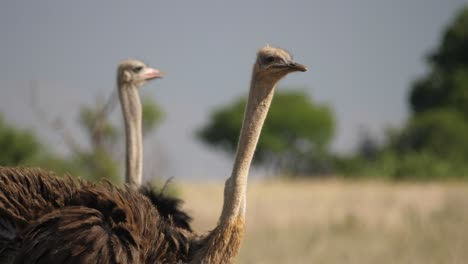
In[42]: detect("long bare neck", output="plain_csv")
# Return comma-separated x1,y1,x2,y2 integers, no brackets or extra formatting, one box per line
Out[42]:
118,83,143,187
221,74,276,222
192,71,277,264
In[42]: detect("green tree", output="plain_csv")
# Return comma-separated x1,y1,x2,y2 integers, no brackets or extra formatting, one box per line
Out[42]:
0,115,41,166
1,93,164,182
0,115,83,176
401,5,468,175
337,6,468,179
142,97,164,137
198,90,335,175
409,6,468,116
395,109,468,160
70,102,120,182
68,97,164,182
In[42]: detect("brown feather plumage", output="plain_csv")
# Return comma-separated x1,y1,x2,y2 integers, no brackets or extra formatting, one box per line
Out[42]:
0,167,195,263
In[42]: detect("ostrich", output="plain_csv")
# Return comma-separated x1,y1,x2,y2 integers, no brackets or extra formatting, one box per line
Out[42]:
117,59,192,230
117,59,163,187
190,45,307,262
0,45,306,263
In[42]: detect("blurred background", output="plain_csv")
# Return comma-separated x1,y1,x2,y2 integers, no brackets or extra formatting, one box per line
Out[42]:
1,1,468,263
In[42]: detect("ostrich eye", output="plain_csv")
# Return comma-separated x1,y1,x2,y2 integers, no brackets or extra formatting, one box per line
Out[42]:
133,66,143,73
264,56,276,64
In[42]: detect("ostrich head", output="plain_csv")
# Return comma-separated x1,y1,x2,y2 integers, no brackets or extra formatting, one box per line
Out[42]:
117,59,164,87
253,46,307,82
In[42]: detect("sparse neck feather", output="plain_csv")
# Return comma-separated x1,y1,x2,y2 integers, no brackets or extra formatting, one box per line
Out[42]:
221,72,276,222
192,69,278,264
119,82,143,187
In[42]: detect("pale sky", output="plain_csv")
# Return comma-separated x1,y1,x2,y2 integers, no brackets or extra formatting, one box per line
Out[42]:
0,0,466,180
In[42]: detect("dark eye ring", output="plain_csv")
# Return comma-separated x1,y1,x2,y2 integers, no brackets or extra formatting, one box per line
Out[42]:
264,56,275,63
133,66,143,73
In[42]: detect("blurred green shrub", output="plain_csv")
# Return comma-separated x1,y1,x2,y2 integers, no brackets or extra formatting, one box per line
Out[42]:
0,96,164,183
198,90,335,175
337,5,468,180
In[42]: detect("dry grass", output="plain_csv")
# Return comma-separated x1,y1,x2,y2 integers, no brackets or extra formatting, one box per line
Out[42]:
179,179,468,264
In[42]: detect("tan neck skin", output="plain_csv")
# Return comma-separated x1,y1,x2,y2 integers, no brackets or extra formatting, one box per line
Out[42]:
118,83,143,187
192,71,278,264
221,74,277,222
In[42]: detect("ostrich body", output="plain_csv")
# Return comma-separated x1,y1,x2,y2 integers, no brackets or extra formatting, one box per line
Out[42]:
0,167,193,263
0,46,306,263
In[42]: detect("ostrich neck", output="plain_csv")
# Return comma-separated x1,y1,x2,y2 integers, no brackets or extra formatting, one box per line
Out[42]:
221,75,276,222
118,83,143,187
192,73,277,264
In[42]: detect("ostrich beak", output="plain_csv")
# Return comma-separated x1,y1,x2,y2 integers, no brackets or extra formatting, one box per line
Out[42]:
287,61,308,72
142,68,165,80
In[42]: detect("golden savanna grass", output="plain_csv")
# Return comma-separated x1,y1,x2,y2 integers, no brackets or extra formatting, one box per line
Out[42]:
179,179,468,264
